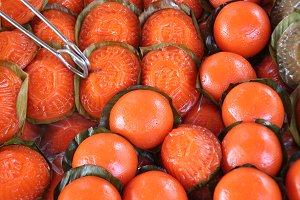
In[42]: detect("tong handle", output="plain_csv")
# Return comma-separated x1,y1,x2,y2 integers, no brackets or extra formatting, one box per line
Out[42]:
20,0,69,44
0,0,90,78
0,10,57,55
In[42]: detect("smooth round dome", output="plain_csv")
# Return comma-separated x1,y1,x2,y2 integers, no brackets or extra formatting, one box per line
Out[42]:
200,52,256,101
58,176,121,200
209,0,260,8
109,90,174,150
72,133,138,185
222,82,285,127
214,1,270,58
286,159,300,200
123,171,188,200
214,167,282,200
222,122,283,176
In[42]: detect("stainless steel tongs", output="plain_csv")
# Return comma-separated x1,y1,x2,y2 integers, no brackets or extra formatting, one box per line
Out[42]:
0,0,90,78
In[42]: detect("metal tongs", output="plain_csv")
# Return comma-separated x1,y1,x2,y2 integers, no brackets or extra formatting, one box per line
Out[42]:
0,0,90,78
